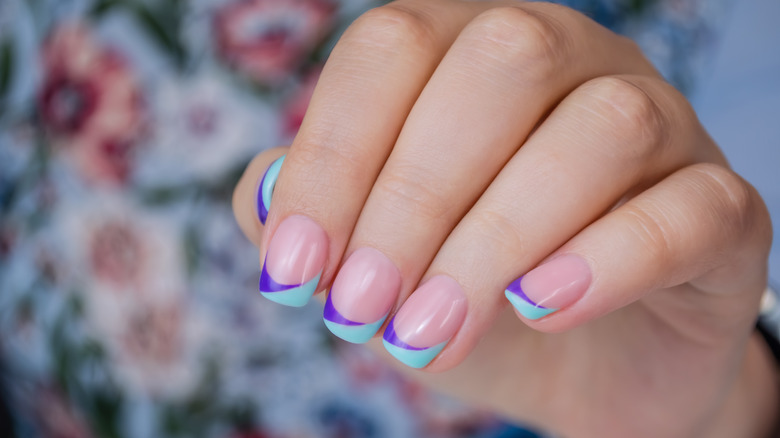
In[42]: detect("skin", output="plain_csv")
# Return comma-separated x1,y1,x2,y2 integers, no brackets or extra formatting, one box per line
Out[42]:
232,1,779,436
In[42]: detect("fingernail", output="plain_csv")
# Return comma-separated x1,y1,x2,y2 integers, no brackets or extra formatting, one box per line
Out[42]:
259,215,327,307
323,248,401,344
505,254,591,320
382,275,467,369
256,155,285,225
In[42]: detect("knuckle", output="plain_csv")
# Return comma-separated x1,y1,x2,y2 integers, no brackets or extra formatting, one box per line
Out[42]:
578,76,668,163
469,208,526,255
291,134,372,188
347,4,437,52
294,130,363,169
687,163,755,238
467,6,567,80
377,167,452,222
621,203,674,269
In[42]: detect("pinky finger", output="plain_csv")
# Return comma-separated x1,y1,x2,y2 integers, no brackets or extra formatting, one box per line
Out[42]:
507,163,772,334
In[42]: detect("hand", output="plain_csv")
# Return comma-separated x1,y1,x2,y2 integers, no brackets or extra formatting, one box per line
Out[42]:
232,1,778,436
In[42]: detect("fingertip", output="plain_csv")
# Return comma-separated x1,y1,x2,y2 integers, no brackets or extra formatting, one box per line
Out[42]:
380,275,468,371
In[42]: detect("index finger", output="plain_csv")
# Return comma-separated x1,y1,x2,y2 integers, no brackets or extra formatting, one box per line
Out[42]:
256,0,495,304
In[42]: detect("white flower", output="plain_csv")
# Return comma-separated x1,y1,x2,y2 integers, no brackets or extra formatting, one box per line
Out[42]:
135,72,277,186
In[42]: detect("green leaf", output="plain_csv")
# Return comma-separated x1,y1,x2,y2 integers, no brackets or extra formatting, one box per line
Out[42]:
225,398,259,431
184,225,200,275
138,185,189,205
89,0,129,18
155,0,185,30
628,0,652,14
80,339,106,363
88,388,123,438
132,4,186,69
0,38,14,110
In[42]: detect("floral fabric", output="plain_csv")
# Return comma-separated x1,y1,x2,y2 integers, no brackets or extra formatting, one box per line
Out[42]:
0,0,730,437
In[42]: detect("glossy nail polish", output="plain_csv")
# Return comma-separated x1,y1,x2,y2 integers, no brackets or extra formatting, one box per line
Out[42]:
256,155,285,225
505,254,591,320
382,275,467,369
323,248,401,344
259,215,327,307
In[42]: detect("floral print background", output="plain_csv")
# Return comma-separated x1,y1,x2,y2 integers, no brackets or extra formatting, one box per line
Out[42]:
0,0,729,437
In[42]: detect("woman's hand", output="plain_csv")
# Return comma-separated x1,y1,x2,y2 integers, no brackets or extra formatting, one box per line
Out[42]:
232,1,777,436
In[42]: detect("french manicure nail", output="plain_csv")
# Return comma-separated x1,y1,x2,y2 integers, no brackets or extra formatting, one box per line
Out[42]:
382,275,467,369
259,215,327,307
505,254,591,320
256,155,285,225
323,248,401,344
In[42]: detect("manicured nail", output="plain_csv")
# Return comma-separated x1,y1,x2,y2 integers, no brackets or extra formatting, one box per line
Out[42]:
382,275,467,369
505,254,591,320
259,215,327,307
323,248,401,344
256,155,285,225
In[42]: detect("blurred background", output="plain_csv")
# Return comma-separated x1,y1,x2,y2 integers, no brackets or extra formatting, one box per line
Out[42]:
0,0,777,437
693,0,780,283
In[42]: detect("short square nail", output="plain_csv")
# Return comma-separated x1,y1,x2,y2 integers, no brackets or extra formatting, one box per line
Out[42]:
256,155,285,225
258,215,328,307
323,248,401,344
504,254,591,320
382,275,467,369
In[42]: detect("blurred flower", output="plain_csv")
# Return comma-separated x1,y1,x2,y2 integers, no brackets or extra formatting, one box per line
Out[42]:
136,73,276,185
53,195,183,298
214,0,336,84
48,195,203,397
110,299,199,398
38,23,146,185
121,303,181,365
88,220,145,287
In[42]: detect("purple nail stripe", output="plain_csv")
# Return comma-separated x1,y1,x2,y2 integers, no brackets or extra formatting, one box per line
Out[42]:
323,292,362,326
256,166,271,225
382,318,426,351
258,257,304,293
505,276,550,309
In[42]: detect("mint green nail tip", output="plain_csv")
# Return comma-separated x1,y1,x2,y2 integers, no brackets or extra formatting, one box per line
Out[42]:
382,339,447,369
262,155,285,212
261,272,321,307
505,290,558,320
324,315,387,344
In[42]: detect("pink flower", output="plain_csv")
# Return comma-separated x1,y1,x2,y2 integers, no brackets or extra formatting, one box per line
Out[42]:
88,220,145,287
214,0,335,84
109,297,204,398
121,303,183,366
57,197,184,299
38,24,145,185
